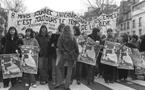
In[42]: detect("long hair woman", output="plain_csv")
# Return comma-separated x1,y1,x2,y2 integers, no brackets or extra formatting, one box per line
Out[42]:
55,25,79,90
1,26,23,88
49,24,65,85
36,25,49,85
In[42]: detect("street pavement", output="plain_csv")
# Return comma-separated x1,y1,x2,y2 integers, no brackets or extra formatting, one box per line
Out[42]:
0,77,145,90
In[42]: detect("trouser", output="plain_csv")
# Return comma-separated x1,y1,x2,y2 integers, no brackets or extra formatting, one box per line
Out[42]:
23,73,36,84
38,57,49,82
129,67,137,79
103,64,116,82
56,58,74,88
97,53,103,75
51,55,56,83
0,70,2,82
56,59,65,84
118,69,128,80
114,67,118,81
86,64,95,83
65,65,73,88
3,78,17,87
76,62,83,81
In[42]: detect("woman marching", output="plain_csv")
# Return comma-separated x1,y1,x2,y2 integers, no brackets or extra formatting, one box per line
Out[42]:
55,25,79,90
49,24,65,85
102,28,117,83
1,26,23,88
72,26,81,84
87,28,101,84
22,28,39,88
36,25,49,85
118,34,138,81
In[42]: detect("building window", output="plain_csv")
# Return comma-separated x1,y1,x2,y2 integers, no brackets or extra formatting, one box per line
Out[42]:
124,23,126,30
127,21,130,29
139,29,142,36
139,17,142,27
121,24,123,30
133,31,136,34
132,20,135,28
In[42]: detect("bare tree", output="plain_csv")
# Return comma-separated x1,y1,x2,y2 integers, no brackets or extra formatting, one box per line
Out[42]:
87,0,116,14
0,0,26,12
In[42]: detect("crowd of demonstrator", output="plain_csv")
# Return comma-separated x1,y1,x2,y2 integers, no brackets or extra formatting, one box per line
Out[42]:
0,24,145,90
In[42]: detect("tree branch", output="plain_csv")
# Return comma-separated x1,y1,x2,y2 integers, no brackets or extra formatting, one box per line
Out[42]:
87,0,98,9
0,0,25,12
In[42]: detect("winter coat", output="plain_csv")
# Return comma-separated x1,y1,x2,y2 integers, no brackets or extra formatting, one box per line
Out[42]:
1,36,23,54
0,35,4,54
36,36,49,57
57,35,79,63
23,38,39,47
139,38,145,52
48,34,60,56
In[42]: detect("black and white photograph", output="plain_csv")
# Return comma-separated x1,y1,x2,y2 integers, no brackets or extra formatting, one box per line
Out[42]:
0,0,145,90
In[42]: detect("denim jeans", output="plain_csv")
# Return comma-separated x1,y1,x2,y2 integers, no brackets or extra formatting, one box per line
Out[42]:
56,58,74,88
76,62,83,81
3,78,17,87
38,57,49,82
23,73,36,84
51,56,56,83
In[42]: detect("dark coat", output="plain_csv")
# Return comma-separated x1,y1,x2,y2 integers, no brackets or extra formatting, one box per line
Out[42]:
36,36,49,57
139,38,145,52
48,34,60,56
57,35,79,62
0,35,4,54
1,36,23,54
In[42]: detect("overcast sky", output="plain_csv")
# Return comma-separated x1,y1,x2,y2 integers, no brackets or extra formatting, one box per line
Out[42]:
24,0,121,14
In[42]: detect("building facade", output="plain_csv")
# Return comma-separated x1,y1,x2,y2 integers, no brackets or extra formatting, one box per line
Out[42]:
131,0,145,36
117,0,139,35
118,10,132,35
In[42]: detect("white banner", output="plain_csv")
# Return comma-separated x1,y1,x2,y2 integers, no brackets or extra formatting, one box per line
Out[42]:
8,7,90,34
89,12,118,34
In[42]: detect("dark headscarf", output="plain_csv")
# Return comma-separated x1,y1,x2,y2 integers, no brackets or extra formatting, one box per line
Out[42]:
73,26,81,36
88,28,100,41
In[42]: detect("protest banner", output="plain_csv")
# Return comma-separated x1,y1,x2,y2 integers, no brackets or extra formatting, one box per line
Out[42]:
89,12,118,34
8,8,59,33
101,41,120,67
118,46,134,70
8,7,91,34
78,37,100,66
20,45,39,74
0,54,22,79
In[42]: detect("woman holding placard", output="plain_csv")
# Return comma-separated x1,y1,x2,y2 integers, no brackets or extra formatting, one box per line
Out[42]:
1,26,23,88
22,28,39,88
